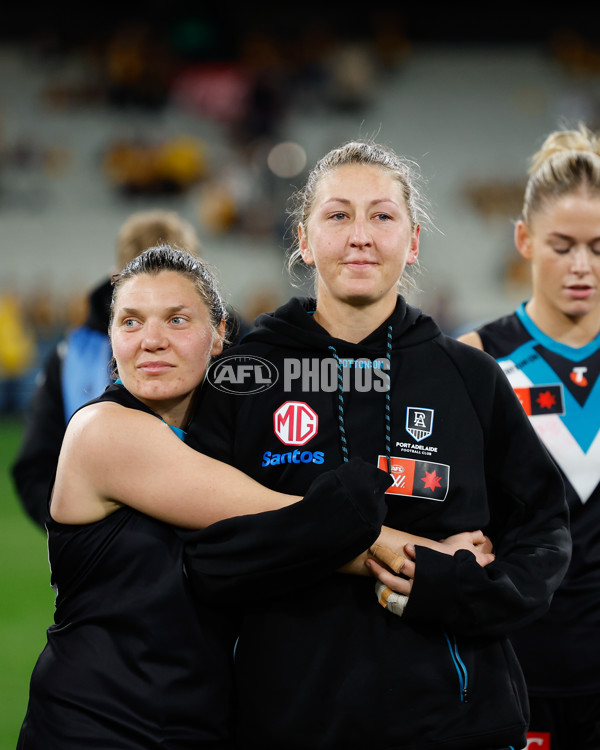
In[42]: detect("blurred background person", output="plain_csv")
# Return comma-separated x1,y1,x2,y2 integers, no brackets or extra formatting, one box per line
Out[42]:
0,288,36,417
459,123,600,750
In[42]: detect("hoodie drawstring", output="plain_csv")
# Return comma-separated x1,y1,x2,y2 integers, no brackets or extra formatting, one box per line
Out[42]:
384,325,392,474
328,324,393,473
328,345,349,463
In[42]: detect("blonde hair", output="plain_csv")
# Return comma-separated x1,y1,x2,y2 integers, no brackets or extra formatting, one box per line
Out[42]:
286,140,429,293
522,123,600,225
115,210,201,271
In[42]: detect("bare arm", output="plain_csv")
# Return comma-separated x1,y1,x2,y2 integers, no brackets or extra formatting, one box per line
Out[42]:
51,403,299,526
456,330,484,350
52,402,414,564
52,401,495,593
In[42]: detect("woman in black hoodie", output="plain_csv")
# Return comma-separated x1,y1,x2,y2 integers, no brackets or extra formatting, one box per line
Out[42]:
187,141,571,750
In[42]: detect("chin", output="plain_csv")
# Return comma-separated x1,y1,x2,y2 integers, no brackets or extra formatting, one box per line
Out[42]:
562,303,596,320
137,383,180,401
341,293,379,306
341,283,390,302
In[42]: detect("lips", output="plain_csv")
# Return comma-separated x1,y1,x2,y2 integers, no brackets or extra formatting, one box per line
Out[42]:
566,285,595,299
137,361,175,374
344,261,377,269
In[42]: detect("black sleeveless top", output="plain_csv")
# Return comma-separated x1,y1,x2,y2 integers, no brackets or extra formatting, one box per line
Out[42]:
18,384,237,749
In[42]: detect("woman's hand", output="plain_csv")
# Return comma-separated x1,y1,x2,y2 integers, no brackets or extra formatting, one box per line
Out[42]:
364,529,495,598
338,524,427,578
439,530,495,566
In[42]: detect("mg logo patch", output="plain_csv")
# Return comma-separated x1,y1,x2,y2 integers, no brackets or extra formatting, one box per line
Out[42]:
273,401,318,446
526,733,551,749
405,406,434,442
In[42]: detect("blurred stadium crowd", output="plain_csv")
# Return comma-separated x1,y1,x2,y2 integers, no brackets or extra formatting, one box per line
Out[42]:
1,5,600,415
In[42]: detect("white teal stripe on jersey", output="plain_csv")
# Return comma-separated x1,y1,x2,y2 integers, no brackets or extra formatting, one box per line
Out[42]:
499,358,600,504
498,339,599,451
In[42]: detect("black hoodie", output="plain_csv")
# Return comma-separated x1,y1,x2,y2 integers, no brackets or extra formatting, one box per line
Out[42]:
187,295,571,750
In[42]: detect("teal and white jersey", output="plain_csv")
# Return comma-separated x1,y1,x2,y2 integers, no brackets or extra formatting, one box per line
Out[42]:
480,303,600,505
478,302,600,695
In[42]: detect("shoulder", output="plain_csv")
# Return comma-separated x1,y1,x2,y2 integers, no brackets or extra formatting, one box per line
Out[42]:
436,332,498,367
52,403,127,523
52,402,171,524
65,400,163,453
474,311,528,358
60,401,172,488
456,330,483,349
433,333,510,395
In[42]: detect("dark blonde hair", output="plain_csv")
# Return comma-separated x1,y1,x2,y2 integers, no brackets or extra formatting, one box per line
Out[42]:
286,140,428,292
115,210,200,271
522,123,600,225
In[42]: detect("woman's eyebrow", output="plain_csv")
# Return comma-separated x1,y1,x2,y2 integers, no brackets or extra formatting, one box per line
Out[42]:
322,197,399,207
119,304,188,315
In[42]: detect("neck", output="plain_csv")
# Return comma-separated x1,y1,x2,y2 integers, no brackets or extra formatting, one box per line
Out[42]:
525,298,600,348
138,393,192,430
312,294,397,343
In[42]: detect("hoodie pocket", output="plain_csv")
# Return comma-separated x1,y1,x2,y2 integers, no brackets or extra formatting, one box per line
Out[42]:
444,631,470,703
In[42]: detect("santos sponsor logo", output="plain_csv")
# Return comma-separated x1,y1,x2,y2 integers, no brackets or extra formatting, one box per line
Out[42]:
262,449,325,466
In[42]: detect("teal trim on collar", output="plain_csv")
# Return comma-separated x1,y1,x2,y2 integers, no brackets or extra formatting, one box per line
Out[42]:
168,424,186,441
516,302,600,360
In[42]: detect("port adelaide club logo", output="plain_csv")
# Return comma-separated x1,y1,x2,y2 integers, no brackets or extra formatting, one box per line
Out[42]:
405,406,434,442
206,355,278,395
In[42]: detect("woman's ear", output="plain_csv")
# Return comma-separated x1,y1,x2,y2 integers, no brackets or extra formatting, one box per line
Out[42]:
405,224,420,266
298,223,314,266
211,319,227,358
514,220,533,261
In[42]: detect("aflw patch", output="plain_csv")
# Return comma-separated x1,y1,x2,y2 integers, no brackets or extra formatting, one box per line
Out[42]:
514,384,564,416
378,455,449,501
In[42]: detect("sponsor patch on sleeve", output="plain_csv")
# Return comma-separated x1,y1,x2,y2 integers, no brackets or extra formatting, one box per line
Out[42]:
378,455,449,501
514,384,564,416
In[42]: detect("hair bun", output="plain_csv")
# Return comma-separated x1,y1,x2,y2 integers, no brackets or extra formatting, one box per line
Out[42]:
529,122,600,173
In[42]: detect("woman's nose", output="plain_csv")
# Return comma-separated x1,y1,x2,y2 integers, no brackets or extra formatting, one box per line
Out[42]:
141,322,168,349
571,245,592,273
349,217,372,246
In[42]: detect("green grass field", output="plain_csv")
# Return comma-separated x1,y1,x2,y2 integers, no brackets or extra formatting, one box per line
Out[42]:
0,418,55,749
